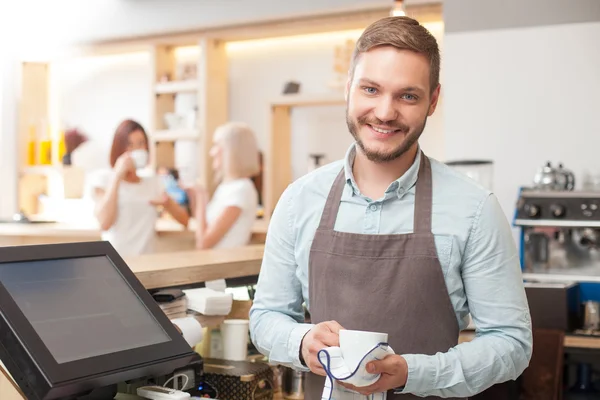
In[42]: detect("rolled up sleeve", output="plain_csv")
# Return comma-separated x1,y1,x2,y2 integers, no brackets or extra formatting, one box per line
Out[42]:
249,184,314,370
401,193,533,397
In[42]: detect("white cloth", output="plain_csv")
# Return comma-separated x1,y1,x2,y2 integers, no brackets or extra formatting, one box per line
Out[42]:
90,169,163,256
318,343,395,400
205,178,258,248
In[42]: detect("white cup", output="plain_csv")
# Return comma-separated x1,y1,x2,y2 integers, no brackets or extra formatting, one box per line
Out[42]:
339,329,388,370
130,149,148,169
220,319,249,361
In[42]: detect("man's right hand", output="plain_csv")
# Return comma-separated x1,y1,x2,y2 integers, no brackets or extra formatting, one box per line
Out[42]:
300,321,344,376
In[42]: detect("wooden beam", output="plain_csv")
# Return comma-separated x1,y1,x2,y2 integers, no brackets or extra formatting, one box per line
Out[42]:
265,105,292,221
69,4,441,56
196,38,228,193
149,45,177,170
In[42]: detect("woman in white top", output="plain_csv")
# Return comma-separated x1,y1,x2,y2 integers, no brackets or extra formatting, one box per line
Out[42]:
92,119,189,256
195,122,260,249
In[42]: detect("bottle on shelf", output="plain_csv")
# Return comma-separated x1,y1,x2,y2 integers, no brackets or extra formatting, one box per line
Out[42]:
57,129,66,163
27,124,37,166
38,122,52,165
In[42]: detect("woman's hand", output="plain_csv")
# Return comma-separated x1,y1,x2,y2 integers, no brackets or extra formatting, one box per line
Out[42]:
150,192,170,207
114,153,135,180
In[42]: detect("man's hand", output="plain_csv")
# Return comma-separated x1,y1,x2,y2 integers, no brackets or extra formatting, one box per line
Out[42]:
300,321,344,376
339,355,408,395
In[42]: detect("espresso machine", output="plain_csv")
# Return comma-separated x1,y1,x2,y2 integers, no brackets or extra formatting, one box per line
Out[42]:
515,163,600,396
515,162,600,328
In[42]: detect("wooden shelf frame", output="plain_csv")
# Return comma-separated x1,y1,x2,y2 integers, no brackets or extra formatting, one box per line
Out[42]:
265,93,346,220
148,38,227,192
154,79,198,94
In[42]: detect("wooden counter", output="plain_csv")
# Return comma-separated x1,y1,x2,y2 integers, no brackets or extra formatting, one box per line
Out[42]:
0,218,268,251
126,244,264,289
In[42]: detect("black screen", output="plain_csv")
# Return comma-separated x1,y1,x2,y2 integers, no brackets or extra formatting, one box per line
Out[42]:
0,256,170,364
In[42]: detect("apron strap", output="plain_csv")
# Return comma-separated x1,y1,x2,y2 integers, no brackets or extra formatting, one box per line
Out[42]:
413,151,433,234
317,169,347,231
317,150,433,233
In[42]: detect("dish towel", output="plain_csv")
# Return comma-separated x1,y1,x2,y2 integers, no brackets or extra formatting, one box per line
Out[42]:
318,343,395,400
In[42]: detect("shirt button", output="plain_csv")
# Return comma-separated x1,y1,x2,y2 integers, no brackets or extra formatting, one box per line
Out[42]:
369,204,378,211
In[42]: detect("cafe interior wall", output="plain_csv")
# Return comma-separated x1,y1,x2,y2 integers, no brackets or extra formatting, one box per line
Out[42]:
443,0,600,230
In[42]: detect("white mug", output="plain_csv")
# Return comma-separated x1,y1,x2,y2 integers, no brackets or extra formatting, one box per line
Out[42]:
220,319,249,361
130,149,149,169
339,329,388,370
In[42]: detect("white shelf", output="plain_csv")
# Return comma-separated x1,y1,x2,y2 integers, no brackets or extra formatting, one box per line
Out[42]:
271,92,345,107
150,129,198,141
20,165,62,175
154,80,198,94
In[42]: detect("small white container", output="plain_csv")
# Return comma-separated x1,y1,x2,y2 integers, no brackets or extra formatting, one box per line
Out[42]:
220,319,249,361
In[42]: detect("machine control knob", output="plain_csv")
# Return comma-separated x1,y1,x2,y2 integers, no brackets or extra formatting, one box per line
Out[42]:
550,204,565,218
581,203,594,218
524,203,540,218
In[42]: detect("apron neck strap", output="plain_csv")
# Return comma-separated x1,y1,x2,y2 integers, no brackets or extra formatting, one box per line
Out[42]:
413,151,433,234
317,150,433,234
318,170,347,231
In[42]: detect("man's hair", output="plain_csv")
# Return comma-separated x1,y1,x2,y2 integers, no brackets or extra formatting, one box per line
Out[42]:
350,16,440,93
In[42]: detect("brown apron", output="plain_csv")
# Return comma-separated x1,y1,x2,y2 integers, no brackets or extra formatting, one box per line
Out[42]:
305,153,462,399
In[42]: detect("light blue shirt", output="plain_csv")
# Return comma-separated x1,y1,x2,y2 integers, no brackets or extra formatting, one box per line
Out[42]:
249,143,532,398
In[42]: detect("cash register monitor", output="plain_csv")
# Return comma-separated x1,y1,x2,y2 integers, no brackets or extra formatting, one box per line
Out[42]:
0,241,196,400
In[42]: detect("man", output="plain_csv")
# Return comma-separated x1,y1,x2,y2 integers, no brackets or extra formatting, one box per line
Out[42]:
249,16,532,399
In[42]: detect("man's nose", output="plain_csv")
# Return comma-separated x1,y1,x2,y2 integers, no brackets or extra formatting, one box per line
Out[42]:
373,97,399,123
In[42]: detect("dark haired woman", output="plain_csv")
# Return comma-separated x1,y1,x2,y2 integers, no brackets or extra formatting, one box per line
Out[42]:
91,119,189,256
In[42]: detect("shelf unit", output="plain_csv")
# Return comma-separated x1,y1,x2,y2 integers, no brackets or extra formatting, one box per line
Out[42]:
154,80,198,94
266,93,346,219
16,3,442,218
149,129,198,142
149,38,227,193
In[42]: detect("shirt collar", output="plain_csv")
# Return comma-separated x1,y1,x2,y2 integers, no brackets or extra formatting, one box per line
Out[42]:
343,142,421,199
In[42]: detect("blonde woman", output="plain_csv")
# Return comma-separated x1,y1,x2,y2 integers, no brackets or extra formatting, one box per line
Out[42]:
195,122,260,249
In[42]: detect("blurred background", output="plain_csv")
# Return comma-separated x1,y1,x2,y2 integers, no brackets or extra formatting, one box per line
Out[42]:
0,0,598,238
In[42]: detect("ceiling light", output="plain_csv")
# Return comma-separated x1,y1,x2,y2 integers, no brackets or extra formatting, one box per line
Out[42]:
392,0,406,17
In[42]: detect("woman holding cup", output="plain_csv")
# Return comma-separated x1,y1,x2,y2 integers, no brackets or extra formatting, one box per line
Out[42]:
92,119,189,256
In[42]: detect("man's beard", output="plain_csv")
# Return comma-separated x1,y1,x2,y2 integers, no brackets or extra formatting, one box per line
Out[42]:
346,112,427,163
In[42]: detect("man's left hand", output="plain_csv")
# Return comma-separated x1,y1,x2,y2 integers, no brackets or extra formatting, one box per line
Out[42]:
339,355,408,395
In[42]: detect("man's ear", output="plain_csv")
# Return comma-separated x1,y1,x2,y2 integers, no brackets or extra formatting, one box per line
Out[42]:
428,84,441,116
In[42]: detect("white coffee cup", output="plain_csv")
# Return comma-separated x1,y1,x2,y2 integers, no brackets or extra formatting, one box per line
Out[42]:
339,329,388,370
220,319,249,361
130,149,148,169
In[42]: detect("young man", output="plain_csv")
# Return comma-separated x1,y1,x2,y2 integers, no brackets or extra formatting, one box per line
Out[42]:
249,16,532,399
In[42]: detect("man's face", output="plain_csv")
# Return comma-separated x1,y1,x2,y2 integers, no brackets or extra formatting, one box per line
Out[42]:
346,46,440,163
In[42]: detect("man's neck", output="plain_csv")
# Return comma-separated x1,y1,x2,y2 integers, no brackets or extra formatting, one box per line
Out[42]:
352,144,418,200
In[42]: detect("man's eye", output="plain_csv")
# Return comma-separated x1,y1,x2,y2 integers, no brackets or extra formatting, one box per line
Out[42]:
363,87,378,95
402,94,418,101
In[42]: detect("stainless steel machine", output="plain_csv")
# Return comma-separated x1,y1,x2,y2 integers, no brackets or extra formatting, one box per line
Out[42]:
515,190,600,285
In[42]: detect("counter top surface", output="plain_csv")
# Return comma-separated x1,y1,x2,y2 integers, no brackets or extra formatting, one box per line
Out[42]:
0,218,269,237
126,244,265,289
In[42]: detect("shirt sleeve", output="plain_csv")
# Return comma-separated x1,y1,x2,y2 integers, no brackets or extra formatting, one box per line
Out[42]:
249,183,314,370
401,193,533,397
